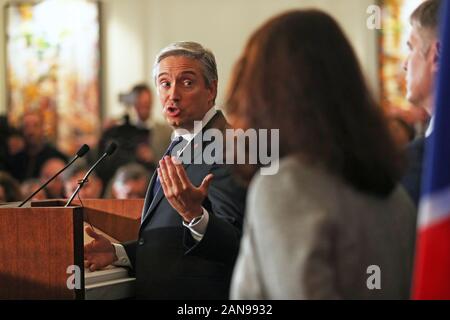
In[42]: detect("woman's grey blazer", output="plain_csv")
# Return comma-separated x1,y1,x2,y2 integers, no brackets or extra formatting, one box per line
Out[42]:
231,156,416,299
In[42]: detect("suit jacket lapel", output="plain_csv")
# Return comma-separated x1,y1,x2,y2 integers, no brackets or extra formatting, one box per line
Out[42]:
181,111,227,172
141,170,159,223
141,111,228,225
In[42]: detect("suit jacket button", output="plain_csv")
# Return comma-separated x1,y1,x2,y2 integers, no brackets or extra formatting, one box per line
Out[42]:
138,238,145,245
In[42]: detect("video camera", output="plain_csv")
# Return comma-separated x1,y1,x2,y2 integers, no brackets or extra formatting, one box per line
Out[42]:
118,91,136,106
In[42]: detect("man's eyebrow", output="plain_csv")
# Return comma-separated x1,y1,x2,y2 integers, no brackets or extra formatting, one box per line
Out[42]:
180,71,197,76
157,70,197,78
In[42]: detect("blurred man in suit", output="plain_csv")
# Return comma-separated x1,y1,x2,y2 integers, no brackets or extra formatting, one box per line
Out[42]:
402,0,442,206
84,42,246,299
7,112,67,182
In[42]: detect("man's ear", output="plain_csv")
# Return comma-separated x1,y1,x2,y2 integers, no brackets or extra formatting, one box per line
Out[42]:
208,80,218,104
432,41,441,73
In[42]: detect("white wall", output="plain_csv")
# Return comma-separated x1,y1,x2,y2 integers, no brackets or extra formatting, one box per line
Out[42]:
101,0,149,119
0,0,379,119
146,0,379,120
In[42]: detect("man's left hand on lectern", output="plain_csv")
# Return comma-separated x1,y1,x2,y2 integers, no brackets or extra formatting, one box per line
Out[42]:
84,226,118,272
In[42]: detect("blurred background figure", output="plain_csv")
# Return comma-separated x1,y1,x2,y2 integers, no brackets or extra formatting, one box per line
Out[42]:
20,178,47,201
7,128,25,158
40,157,67,199
0,115,24,172
6,111,67,182
227,10,416,299
109,163,150,199
62,161,103,200
0,171,22,203
97,83,171,190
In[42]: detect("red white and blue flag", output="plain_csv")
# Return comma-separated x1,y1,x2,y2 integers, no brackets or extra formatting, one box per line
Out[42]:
412,0,450,300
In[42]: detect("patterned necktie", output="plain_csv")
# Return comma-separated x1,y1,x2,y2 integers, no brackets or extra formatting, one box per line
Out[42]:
150,136,185,199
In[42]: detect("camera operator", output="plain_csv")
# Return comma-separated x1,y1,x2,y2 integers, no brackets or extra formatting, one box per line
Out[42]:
97,83,172,193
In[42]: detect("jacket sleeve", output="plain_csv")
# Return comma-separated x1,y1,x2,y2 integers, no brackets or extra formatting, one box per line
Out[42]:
183,163,246,266
122,240,137,270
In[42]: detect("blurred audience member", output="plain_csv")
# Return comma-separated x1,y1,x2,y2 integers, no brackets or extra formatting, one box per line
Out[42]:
129,84,154,129
7,111,67,182
21,178,47,201
0,171,22,203
63,161,103,199
7,128,25,157
40,157,67,199
97,84,171,188
110,163,150,199
227,10,416,299
0,116,24,171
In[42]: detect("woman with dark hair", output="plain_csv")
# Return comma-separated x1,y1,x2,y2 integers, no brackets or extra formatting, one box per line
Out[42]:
227,10,416,299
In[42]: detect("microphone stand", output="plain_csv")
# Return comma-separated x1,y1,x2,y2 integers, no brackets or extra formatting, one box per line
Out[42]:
64,153,108,207
19,156,78,208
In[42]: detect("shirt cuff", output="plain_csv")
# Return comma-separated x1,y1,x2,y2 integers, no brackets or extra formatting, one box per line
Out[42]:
112,243,132,268
182,207,209,242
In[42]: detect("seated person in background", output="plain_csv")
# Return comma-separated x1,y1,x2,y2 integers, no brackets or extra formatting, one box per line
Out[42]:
21,178,47,201
62,161,103,200
0,116,24,171
0,171,22,203
109,163,151,199
6,111,67,182
40,158,67,199
7,129,25,157
227,10,416,299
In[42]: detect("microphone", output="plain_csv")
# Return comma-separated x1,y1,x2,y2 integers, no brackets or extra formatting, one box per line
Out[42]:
18,144,90,207
65,142,117,207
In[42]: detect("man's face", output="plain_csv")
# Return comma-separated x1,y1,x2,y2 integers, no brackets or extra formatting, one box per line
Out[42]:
41,158,66,198
157,55,217,130
135,91,152,122
22,114,44,147
403,25,438,112
113,177,148,199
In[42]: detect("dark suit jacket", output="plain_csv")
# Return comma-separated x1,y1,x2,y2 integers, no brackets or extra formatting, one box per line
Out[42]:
123,111,246,299
401,137,426,207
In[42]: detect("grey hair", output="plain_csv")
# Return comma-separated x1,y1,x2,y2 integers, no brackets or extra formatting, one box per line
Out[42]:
410,0,442,37
152,41,218,89
113,163,149,184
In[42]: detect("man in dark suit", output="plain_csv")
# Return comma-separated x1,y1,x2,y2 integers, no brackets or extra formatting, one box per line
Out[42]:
84,42,246,299
401,0,441,206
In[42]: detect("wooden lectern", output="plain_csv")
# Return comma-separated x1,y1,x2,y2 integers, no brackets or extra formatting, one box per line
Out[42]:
0,199,143,299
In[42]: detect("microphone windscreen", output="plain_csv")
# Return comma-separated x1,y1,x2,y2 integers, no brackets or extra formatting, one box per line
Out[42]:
105,142,118,156
76,144,90,157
